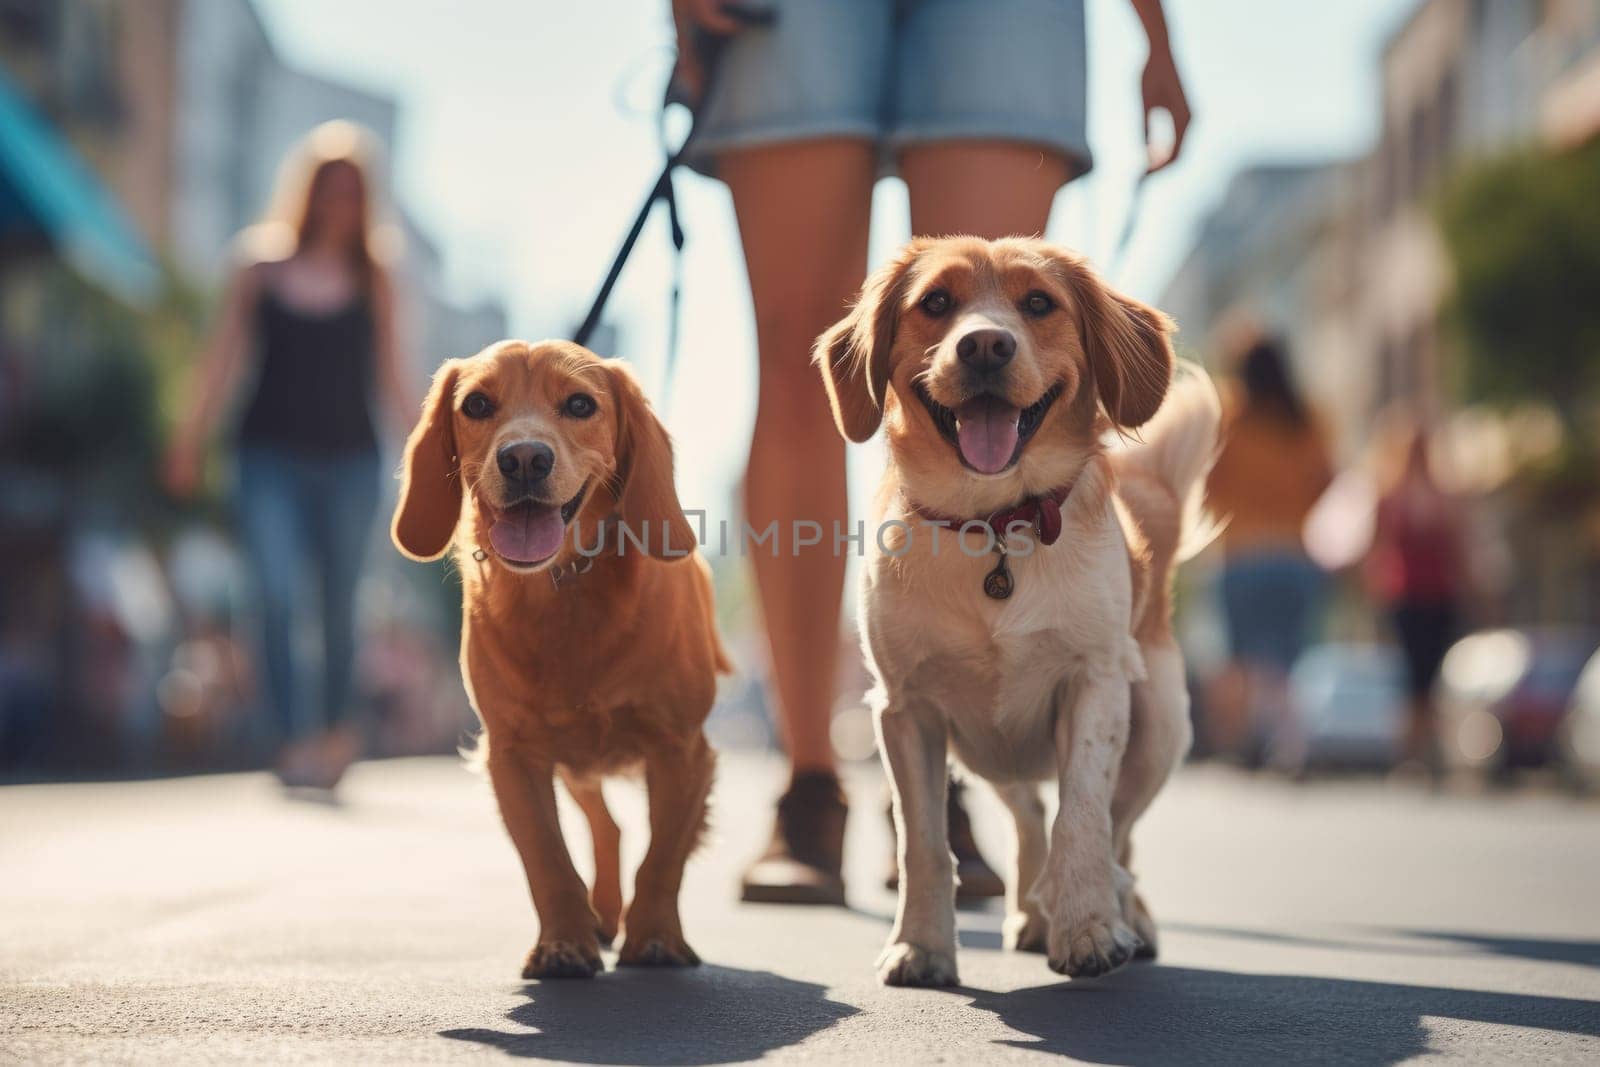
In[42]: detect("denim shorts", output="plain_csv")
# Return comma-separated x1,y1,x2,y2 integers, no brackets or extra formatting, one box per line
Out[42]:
679,0,1091,180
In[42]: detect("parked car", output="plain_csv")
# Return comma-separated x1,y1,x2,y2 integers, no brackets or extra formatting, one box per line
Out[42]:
1437,628,1600,781
1284,643,1408,772
1559,646,1600,793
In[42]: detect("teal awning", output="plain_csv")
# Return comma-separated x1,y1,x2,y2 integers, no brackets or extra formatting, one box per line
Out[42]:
0,65,159,305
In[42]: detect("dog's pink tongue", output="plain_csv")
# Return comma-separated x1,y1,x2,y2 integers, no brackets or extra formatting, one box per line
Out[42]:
488,503,566,564
955,397,1021,474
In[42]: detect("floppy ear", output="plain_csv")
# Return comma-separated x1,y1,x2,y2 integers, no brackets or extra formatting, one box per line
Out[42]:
392,361,463,562
811,246,917,443
606,360,696,560
1067,259,1174,429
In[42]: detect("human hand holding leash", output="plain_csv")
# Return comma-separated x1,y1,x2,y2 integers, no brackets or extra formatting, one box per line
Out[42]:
671,0,773,99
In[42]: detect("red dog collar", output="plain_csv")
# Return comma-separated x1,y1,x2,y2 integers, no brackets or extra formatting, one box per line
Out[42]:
906,484,1072,600
908,484,1071,547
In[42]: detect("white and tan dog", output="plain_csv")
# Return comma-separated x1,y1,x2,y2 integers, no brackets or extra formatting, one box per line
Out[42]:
814,237,1219,986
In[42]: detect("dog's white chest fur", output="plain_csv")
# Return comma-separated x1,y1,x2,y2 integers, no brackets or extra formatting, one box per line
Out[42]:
861,500,1146,783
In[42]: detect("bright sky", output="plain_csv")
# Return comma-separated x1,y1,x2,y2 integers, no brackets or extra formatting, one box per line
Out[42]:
255,0,1416,520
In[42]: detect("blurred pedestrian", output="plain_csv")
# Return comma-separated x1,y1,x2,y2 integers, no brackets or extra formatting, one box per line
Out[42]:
1205,334,1333,765
1367,420,1466,776
164,121,416,791
671,0,1192,904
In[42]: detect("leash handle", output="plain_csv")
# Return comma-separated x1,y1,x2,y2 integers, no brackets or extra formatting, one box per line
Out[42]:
573,31,731,376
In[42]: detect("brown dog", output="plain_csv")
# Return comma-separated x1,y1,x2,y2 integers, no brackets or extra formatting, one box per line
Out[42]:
392,339,725,979
815,237,1219,985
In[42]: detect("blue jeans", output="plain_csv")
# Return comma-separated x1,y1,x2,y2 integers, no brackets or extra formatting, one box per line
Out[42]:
1219,550,1326,673
236,446,380,742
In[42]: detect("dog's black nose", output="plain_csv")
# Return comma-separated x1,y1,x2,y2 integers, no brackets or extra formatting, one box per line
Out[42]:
496,441,554,484
956,328,1016,371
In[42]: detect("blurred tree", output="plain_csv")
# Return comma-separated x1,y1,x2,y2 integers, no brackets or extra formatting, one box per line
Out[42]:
4,261,206,526
1440,141,1600,626
1437,139,1600,430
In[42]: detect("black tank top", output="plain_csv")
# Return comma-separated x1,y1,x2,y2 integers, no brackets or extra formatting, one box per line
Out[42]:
237,287,378,454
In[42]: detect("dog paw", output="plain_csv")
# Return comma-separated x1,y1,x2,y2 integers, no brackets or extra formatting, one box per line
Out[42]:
1125,891,1158,960
618,933,700,967
1047,915,1142,979
876,941,958,987
522,938,603,980
1003,909,1048,954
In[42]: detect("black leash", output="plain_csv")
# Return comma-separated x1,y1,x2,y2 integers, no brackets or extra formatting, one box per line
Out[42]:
573,10,771,400
571,161,684,356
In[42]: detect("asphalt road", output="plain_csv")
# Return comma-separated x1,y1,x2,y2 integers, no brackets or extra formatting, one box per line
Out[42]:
4,753,1599,1065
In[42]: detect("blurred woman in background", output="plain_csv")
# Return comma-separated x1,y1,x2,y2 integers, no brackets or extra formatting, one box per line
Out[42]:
1206,334,1333,765
164,121,415,791
1367,421,1467,776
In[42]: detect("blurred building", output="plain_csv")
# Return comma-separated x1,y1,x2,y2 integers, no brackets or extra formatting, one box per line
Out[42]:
167,0,398,278
403,216,512,368
1,0,502,771
1162,0,1600,454
0,0,506,367
1161,160,1367,453
170,0,507,364
0,1,163,240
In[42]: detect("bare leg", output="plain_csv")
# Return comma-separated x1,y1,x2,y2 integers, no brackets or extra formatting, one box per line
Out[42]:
1406,694,1439,768
900,141,1072,240
993,781,1049,953
486,746,602,979
875,701,957,986
1204,661,1251,756
723,140,875,775
619,735,715,966
558,770,622,947
1041,675,1141,978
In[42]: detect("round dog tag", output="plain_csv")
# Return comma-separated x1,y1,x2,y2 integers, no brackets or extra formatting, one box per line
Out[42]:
983,555,1013,600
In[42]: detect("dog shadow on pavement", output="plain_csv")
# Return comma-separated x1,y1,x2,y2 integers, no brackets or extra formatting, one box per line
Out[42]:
961,964,1600,1065
1384,929,1600,971
438,963,858,1065
1168,922,1600,971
